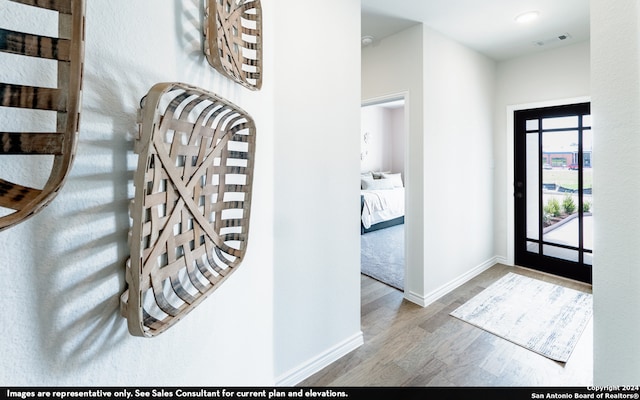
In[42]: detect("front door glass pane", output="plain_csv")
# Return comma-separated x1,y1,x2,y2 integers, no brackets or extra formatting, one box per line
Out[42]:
526,133,539,241
542,130,579,257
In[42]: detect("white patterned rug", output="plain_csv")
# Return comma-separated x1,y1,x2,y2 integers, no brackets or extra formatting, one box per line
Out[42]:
450,272,592,362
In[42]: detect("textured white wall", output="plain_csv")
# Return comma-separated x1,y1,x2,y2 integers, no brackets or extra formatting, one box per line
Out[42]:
591,0,640,384
0,0,275,386
421,26,497,296
272,0,362,384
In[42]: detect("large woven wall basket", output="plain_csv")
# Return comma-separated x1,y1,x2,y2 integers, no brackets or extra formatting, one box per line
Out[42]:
120,82,256,337
203,0,262,90
0,0,86,231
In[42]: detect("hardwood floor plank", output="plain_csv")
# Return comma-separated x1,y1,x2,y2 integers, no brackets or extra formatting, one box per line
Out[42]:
400,358,448,386
299,264,593,387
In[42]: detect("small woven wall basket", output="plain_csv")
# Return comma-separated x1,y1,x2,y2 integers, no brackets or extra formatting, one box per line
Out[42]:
204,0,262,90
0,0,86,231
120,82,257,337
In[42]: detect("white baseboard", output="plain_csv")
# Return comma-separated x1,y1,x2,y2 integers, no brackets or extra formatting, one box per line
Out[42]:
404,256,500,307
275,331,364,386
277,256,505,386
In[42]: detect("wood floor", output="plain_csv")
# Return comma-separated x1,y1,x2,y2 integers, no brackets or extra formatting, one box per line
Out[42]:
298,263,593,387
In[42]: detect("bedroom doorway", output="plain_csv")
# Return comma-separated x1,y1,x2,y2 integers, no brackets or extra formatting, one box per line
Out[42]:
360,96,407,291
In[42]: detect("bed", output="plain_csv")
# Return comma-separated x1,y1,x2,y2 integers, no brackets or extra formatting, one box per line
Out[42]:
360,172,405,234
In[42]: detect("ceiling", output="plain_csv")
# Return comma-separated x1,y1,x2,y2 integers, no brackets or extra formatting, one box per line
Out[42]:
361,0,590,61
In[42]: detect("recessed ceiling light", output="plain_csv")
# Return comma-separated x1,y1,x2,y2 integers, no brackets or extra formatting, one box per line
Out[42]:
361,35,374,46
516,11,540,24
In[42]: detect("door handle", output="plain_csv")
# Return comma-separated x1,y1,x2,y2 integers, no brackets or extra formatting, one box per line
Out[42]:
515,181,524,198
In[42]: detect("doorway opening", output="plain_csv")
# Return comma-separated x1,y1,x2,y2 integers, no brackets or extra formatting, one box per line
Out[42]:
514,102,592,284
360,96,407,291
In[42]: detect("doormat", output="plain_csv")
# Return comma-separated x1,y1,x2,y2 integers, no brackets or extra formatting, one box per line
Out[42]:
450,272,592,362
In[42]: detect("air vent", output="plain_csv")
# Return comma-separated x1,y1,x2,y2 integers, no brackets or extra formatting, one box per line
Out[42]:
534,33,572,47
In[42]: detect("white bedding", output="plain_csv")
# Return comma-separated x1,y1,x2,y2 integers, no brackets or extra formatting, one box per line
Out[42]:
361,187,405,229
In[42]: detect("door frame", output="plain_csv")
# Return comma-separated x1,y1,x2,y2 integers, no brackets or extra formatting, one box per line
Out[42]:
513,101,592,284
505,97,590,271
361,92,410,292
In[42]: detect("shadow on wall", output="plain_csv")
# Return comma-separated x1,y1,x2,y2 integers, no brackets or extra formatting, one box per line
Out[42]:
29,53,165,370
22,0,240,374
174,0,240,94
176,0,204,66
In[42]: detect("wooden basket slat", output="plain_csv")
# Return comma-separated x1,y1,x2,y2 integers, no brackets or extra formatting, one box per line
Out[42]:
212,246,235,267
224,184,250,193
170,275,198,305
241,27,259,36
10,0,73,14
0,29,71,61
0,84,66,112
240,13,259,22
1,132,64,154
142,310,166,331
243,57,259,66
121,82,256,337
0,179,42,210
195,258,223,285
152,284,183,317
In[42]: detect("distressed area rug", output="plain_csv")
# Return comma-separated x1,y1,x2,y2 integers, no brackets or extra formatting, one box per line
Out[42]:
450,272,592,362
360,224,404,291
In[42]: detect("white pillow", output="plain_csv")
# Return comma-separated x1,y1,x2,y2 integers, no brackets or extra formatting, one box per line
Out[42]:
381,172,403,188
361,177,394,190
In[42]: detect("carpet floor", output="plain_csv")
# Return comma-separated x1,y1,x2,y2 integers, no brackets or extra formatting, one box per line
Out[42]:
360,224,404,291
450,272,593,362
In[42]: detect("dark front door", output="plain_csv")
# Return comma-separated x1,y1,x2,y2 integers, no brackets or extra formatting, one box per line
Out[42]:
514,102,592,284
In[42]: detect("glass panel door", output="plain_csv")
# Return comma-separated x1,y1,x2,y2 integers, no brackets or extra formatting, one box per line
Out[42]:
514,103,592,284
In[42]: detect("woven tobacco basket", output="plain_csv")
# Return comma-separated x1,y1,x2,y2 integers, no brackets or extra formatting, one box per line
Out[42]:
120,82,256,337
204,0,262,90
0,0,86,231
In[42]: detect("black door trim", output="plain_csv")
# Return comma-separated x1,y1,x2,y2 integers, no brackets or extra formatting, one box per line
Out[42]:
514,102,592,284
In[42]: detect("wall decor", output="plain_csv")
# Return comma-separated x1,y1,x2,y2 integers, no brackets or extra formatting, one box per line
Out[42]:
203,0,262,90
120,82,257,337
0,0,86,231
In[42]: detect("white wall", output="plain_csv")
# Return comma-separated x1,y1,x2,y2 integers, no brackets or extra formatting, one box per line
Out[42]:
493,41,591,264
272,0,362,385
390,107,405,177
0,0,274,386
360,104,388,173
360,104,404,177
591,0,640,384
421,26,497,299
0,0,361,387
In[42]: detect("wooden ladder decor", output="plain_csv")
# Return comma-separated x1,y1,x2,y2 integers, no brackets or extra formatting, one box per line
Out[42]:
204,0,262,90
0,0,86,231
120,82,257,337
